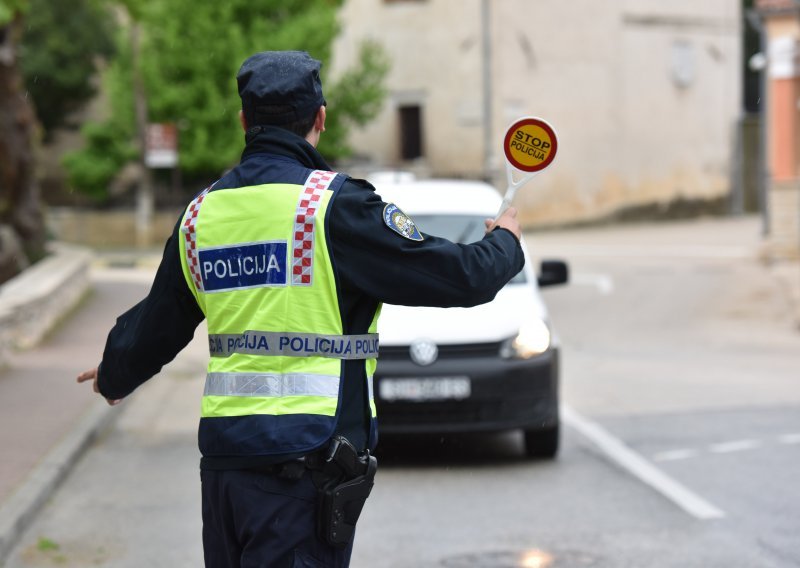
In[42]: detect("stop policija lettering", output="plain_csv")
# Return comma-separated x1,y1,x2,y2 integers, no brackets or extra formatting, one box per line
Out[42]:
511,130,551,161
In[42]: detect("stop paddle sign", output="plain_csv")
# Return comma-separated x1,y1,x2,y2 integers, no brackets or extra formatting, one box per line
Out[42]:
493,117,559,222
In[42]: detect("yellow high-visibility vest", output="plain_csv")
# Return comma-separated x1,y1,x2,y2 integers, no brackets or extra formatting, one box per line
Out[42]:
179,170,378,456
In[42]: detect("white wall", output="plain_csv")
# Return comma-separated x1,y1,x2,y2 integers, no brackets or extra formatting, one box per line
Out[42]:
331,0,742,225
331,0,486,176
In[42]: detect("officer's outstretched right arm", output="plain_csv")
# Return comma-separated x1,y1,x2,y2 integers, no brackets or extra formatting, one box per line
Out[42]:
329,179,525,308
94,223,205,400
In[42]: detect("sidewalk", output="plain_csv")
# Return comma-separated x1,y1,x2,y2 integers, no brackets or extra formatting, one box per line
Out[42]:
0,266,154,563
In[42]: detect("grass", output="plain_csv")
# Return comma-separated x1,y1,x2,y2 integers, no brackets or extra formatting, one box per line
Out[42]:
36,537,59,552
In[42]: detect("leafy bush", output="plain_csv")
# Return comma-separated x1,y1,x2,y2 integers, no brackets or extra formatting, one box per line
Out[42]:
64,0,389,200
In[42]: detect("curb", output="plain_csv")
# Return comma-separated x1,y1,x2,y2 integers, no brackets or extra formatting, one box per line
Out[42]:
91,252,162,271
0,402,119,565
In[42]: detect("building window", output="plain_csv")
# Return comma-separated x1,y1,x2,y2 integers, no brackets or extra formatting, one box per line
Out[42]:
399,105,423,160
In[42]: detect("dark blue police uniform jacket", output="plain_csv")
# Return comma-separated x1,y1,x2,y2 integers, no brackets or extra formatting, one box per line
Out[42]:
97,126,525,471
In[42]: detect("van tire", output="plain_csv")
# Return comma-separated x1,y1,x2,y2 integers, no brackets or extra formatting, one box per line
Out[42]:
523,423,559,459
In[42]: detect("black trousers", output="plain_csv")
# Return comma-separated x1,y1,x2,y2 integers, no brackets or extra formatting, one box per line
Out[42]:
201,469,354,568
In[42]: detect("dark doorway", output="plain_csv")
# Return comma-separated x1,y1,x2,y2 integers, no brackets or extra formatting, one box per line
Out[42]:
399,105,423,160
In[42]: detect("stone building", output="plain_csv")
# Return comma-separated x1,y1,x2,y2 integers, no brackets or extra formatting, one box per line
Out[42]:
331,0,742,227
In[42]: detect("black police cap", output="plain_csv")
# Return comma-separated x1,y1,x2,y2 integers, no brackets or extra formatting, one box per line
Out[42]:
237,51,326,127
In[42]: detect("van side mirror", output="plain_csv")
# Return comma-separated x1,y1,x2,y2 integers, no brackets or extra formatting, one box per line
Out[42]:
537,260,568,287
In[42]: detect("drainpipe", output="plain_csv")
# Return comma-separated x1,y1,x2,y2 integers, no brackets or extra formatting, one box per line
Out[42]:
745,8,770,236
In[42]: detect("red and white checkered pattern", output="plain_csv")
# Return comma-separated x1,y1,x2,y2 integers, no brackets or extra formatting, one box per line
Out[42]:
292,170,337,286
181,188,211,291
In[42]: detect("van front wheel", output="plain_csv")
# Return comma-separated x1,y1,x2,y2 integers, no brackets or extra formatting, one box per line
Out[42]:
523,423,559,459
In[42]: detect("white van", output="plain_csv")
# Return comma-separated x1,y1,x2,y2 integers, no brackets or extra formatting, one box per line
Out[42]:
370,175,568,458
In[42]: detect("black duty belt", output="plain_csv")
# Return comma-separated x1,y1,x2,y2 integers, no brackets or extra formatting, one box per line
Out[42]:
251,436,371,481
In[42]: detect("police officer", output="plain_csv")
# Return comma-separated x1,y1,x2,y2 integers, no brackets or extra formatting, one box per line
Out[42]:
77,51,524,568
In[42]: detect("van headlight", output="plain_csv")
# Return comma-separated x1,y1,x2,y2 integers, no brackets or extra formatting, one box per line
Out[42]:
500,319,551,359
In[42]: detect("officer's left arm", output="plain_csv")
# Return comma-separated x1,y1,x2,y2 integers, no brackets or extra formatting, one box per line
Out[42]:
329,179,525,308
81,223,205,401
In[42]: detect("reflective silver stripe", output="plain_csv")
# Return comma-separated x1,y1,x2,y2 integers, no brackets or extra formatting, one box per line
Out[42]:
204,372,340,398
208,331,379,360
367,375,374,402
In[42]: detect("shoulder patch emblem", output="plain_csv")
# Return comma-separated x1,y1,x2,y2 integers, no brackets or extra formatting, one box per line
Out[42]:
383,203,424,241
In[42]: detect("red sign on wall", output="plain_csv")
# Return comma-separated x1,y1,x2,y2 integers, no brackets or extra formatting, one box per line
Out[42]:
145,123,179,168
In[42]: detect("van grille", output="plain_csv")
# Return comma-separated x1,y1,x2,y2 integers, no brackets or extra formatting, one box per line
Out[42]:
379,341,503,361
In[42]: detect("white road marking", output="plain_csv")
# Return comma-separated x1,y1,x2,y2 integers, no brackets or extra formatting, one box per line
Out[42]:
652,448,699,462
652,433,799,462
570,273,614,295
562,405,725,520
709,439,762,454
778,433,800,445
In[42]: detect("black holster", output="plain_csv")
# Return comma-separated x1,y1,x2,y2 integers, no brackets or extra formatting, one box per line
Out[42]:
312,437,378,548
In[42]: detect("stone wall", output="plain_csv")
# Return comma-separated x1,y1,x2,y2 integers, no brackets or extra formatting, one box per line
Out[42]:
0,244,91,366
47,208,180,249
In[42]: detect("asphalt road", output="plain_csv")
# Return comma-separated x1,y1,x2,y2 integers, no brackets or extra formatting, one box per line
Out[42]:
5,217,800,568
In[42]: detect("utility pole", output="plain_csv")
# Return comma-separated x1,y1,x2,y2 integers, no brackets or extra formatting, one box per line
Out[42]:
131,20,154,248
481,0,494,183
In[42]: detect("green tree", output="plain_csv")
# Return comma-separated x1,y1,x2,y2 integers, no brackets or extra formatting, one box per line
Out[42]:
318,41,389,160
60,56,138,200
18,0,116,139
65,0,389,199
1,0,46,282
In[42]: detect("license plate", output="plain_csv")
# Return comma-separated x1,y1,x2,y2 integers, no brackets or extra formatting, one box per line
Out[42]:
379,377,471,402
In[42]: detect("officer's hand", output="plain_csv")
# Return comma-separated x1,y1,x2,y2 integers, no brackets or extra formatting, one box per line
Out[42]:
77,367,123,406
485,207,521,241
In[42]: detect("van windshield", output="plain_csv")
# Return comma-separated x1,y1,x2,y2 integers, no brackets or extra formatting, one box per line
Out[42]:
412,214,527,284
